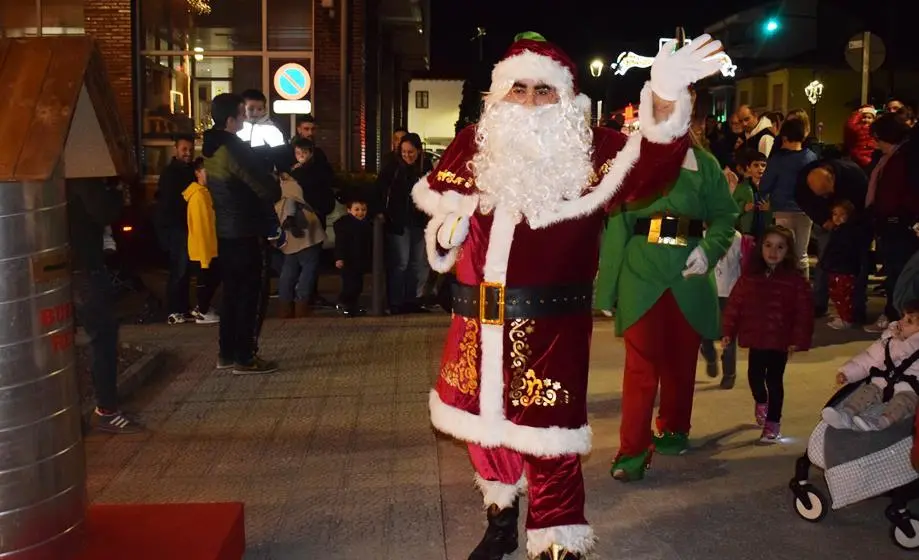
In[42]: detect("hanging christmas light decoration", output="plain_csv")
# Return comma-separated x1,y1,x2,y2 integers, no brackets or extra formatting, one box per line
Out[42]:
187,0,212,15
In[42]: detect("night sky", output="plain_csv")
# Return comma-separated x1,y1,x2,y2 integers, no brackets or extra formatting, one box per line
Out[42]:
429,0,901,109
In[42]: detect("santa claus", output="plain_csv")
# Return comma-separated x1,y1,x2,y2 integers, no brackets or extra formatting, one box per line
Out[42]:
412,32,723,560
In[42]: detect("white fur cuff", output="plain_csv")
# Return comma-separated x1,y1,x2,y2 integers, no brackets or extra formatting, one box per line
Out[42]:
474,474,526,510
638,82,691,144
527,524,596,556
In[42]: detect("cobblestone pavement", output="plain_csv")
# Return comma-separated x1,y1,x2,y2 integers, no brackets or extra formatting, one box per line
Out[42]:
85,312,919,559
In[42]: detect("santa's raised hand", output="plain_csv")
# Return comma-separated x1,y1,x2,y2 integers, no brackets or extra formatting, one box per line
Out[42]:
650,34,724,101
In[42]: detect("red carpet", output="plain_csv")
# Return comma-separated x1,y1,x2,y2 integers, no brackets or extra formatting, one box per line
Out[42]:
77,503,245,560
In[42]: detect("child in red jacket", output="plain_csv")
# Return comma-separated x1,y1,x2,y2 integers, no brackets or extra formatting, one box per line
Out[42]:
722,225,815,443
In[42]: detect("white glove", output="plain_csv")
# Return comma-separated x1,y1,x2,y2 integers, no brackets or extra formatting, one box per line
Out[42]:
682,246,709,278
436,214,470,249
650,34,724,101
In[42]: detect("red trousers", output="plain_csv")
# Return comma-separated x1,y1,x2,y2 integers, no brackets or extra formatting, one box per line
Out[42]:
620,290,701,456
468,443,586,530
828,273,855,323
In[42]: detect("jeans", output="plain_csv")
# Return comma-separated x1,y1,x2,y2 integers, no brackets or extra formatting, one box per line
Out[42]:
747,348,789,423
254,239,271,356
278,245,322,302
73,269,119,412
774,212,812,280
165,229,190,314
386,226,429,308
192,260,221,313
217,237,263,364
879,224,919,320
700,297,736,378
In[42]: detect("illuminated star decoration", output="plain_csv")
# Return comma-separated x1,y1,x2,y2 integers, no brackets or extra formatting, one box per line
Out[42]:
805,80,824,105
612,38,737,78
187,0,212,15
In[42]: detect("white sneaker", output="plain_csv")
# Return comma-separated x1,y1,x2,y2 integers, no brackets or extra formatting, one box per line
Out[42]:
864,315,889,334
822,407,854,429
167,313,189,325
192,307,220,325
827,318,852,330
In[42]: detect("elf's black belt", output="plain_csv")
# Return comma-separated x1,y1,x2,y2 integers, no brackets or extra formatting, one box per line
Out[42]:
452,282,593,324
633,215,705,247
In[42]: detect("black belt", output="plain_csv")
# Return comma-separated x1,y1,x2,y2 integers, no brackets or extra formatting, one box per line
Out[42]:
452,282,593,324
633,216,705,247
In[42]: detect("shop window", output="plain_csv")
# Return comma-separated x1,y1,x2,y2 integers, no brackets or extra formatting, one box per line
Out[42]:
1,3,39,37
40,0,85,34
267,0,313,50
140,0,262,51
415,91,429,109
140,54,261,174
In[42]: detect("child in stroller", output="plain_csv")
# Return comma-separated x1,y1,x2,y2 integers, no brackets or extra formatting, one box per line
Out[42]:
822,302,919,431
788,304,919,549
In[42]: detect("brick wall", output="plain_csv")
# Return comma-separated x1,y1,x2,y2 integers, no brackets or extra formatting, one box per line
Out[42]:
313,0,343,170
83,0,134,140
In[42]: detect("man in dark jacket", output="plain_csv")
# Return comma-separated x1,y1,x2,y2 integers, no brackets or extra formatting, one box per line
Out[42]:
68,177,143,434
203,92,282,375
797,158,871,324
154,135,196,324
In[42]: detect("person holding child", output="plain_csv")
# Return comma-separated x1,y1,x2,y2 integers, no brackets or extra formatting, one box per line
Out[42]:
182,158,221,324
721,225,814,443
334,197,373,317
823,300,919,432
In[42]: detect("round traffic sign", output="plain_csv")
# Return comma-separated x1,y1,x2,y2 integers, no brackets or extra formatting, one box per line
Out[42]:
845,32,886,73
273,63,311,101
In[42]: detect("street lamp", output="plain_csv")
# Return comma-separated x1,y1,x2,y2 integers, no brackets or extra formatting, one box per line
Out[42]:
589,59,605,78
763,18,779,34
805,79,824,140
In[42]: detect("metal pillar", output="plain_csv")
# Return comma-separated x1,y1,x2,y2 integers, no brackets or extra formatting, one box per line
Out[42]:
371,214,386,315
0,174,86,558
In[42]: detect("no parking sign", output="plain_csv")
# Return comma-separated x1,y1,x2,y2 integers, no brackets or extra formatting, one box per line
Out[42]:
273,63,311,100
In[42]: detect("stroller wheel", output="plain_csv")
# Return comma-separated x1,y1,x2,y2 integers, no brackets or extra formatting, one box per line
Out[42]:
891,518,919,550
792,484,828,522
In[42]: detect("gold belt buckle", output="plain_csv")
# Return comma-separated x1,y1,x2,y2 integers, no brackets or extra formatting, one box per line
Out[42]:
647,215,689,247
479,282,505,325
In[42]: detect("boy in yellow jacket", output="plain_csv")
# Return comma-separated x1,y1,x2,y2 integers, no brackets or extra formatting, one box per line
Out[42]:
183,158,220,324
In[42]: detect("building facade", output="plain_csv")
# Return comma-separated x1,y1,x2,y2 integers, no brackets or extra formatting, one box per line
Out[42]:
406,79,462,149
1,0,428,189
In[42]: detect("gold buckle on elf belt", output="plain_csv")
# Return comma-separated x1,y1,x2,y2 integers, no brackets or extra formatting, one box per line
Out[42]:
647,215,690,247
479,282,505,325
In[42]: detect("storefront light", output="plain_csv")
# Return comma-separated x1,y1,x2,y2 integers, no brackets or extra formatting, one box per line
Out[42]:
194,47,204,62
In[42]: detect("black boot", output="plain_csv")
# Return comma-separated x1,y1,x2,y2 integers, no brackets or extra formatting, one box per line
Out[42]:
468,501,519,560
535,545,584,560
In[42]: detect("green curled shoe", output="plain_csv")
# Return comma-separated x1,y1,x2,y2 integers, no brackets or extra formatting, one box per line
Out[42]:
653,431,689,456
610,449,652,482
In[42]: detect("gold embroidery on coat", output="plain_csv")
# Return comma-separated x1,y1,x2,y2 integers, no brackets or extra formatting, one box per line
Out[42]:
440,318,479,394
507,319,569,407
587,157,615,185
435,170,475,189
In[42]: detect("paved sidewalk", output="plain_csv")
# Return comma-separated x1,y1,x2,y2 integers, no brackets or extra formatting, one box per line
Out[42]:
86,314,917,559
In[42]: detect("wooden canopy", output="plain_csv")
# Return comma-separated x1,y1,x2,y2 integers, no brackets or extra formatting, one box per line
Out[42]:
0,37,137,182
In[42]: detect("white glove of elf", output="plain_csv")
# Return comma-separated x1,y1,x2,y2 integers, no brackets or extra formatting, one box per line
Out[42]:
436,214,470,250
650,34,724,101
682,246,709,278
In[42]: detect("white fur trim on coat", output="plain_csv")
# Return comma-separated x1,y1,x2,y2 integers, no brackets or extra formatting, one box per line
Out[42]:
490,50,575,103
639,82,692,144
526,131,643,230
473,474,526,510
424,216,459,273
412,176,479,218
527,525,596,556
430,390,593,457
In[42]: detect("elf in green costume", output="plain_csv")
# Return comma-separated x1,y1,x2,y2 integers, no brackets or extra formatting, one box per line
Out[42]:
595,127,739,482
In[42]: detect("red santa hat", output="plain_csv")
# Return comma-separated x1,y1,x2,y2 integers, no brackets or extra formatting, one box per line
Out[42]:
490,32,591,110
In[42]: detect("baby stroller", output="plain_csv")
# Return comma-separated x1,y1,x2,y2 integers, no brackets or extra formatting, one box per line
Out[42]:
789,381,919,550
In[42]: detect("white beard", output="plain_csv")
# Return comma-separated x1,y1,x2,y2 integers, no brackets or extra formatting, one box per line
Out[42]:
471,99,594,224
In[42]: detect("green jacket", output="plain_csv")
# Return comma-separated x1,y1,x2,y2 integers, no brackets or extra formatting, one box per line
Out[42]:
596,148,739,339
735,178,773,236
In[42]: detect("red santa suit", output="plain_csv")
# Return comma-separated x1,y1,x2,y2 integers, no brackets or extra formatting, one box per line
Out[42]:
412,34,703,559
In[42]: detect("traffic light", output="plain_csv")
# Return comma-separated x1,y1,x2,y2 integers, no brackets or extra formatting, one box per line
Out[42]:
763,18,780,34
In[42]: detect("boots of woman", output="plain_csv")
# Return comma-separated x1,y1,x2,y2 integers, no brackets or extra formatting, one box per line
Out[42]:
277,301,294,319
468,500,519,560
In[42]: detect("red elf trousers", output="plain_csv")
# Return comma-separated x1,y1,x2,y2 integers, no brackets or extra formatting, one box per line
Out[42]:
828,273,856,324
467,443,587,531
619,290,702,456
